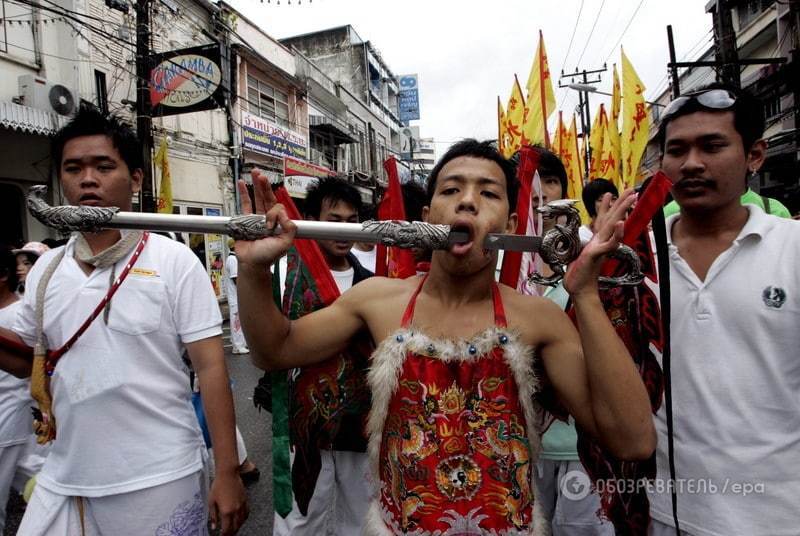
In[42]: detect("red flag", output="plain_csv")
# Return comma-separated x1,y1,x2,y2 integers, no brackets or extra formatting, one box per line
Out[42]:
499,146,540,287
375,157,416,279
274,186,339,304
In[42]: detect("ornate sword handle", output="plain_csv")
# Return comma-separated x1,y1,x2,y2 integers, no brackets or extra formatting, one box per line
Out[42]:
526,199,645,288
27,185,118,234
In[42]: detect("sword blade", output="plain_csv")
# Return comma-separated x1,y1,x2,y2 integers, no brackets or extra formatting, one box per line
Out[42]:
482,234,543,252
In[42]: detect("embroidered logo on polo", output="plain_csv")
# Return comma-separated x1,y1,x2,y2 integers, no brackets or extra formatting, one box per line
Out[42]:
762,286,787,309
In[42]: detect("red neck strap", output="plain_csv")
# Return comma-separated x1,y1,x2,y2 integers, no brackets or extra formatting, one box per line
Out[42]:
400,275,507,329
45,232,150,375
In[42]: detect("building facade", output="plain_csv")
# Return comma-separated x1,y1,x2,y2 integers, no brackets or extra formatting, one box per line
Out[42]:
645,0,799,213
281,25,404,188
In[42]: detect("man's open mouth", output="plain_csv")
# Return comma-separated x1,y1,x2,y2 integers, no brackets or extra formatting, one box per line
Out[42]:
449,222,475,256
79,193,102,205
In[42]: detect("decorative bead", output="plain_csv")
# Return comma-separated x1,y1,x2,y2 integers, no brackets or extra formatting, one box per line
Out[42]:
396,334,404,343
499,334,509,345
468,345,477,355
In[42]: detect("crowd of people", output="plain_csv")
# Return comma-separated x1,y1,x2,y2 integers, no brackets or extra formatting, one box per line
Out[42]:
0,80,797,536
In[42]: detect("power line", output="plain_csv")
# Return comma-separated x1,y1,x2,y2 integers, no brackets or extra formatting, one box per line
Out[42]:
602,0,648,65
558,0,585,77
574,0,607,68
8,0,135,49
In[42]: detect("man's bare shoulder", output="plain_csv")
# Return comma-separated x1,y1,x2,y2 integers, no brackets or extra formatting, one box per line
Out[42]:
497,283,573,342
340,275,423,342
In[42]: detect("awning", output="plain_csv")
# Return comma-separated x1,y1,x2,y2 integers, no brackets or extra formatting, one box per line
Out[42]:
308,114,356,144
0,101,69,136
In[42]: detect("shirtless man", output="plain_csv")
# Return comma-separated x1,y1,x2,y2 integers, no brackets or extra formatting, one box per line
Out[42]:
237,139,655,533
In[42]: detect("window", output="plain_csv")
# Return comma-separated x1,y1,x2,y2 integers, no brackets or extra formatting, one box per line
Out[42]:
95,70,108,114
764,94,781,121
247,75,290,128
737,0,773,29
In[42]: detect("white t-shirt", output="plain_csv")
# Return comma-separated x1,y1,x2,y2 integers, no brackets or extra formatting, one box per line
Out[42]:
578,224,593,244
13,233,222,497
224,254,238,308
0,300,30,448
277,256,355,300
350,246,376,273
331,267,354,295
649,205,800,536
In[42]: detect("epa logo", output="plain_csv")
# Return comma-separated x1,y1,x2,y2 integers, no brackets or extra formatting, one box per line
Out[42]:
561,470,591,500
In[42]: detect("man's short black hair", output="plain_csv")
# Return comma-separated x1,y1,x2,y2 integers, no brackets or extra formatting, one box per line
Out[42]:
425,139,518,212
533,146,568,196
52,104,142,175
582,178,619,218
657,82,764,152
0,245,19,293
303,176,363,219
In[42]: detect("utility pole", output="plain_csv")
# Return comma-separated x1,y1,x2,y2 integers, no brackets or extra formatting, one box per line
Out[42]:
667,25,681,98
135,0,155,213
713,0,740,87
559,65,606,178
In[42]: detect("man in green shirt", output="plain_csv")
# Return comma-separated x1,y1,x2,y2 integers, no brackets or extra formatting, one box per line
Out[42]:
663,187,792,218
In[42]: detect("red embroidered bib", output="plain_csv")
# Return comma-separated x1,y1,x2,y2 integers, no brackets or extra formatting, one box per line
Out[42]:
366,277,545,535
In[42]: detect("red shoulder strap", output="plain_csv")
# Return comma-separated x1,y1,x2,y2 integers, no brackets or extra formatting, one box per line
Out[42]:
400,275,427,328
491,283,507,328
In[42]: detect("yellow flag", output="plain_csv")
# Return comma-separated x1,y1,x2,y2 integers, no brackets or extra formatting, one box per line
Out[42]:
554,113,589,223
603,64,622,187
588,104,607,178
154,137,173,214
504,75,526,155
522,30,556,148
620,48,650,191
497,97,508,158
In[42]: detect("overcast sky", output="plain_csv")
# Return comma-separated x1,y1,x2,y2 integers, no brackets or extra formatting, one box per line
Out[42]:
229,0,714,156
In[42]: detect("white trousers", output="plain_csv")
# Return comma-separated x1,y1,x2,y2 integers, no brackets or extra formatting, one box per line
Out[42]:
649,518,693,536
0,443,25,531
534,459,615,536
229,304,248,352
17,468,208,536
273,450,370,536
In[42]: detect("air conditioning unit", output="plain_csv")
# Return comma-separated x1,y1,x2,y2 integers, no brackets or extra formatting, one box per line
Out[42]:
18,75,79,116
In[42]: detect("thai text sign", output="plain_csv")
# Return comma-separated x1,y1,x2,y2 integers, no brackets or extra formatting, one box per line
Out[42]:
149,44,225,117
284,156,332,178
242,111,307,160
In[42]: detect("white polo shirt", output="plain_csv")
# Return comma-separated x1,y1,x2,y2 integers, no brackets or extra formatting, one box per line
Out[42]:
649,205,800,536
13,233,222,497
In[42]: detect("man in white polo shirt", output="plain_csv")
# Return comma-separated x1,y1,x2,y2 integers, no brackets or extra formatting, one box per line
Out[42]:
0,106,247,535
650,83,800,535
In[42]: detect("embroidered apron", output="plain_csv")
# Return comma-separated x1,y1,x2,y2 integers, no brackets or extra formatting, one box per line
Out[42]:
368,277,545,535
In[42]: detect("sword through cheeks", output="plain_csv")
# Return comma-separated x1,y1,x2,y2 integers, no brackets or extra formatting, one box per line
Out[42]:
26,186,641,286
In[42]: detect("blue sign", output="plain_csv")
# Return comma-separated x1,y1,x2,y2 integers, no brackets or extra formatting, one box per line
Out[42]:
398,74,420,123
241,111,307,160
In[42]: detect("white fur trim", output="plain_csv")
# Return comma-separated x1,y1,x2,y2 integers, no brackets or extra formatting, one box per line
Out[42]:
366,327,551,535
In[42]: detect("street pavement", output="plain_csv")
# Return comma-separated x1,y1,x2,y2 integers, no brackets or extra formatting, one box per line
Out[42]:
3,321,275,535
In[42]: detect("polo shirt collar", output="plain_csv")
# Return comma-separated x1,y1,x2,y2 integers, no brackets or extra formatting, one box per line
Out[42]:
665,203,772,246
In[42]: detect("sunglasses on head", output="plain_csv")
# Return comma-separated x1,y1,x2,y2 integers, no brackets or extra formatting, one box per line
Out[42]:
661,89,737,121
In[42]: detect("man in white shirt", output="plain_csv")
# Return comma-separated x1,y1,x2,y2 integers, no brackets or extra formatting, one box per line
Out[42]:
649,83,800,535
224,240,249,354
0,106,247,535
270,176,374,535
0,246,25,532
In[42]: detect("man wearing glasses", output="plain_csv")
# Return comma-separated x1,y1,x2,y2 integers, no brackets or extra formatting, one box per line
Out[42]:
650,83,800,535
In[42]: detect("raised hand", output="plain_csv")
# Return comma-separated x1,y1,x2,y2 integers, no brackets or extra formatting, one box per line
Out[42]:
234,169,296,267
564,189,637,297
